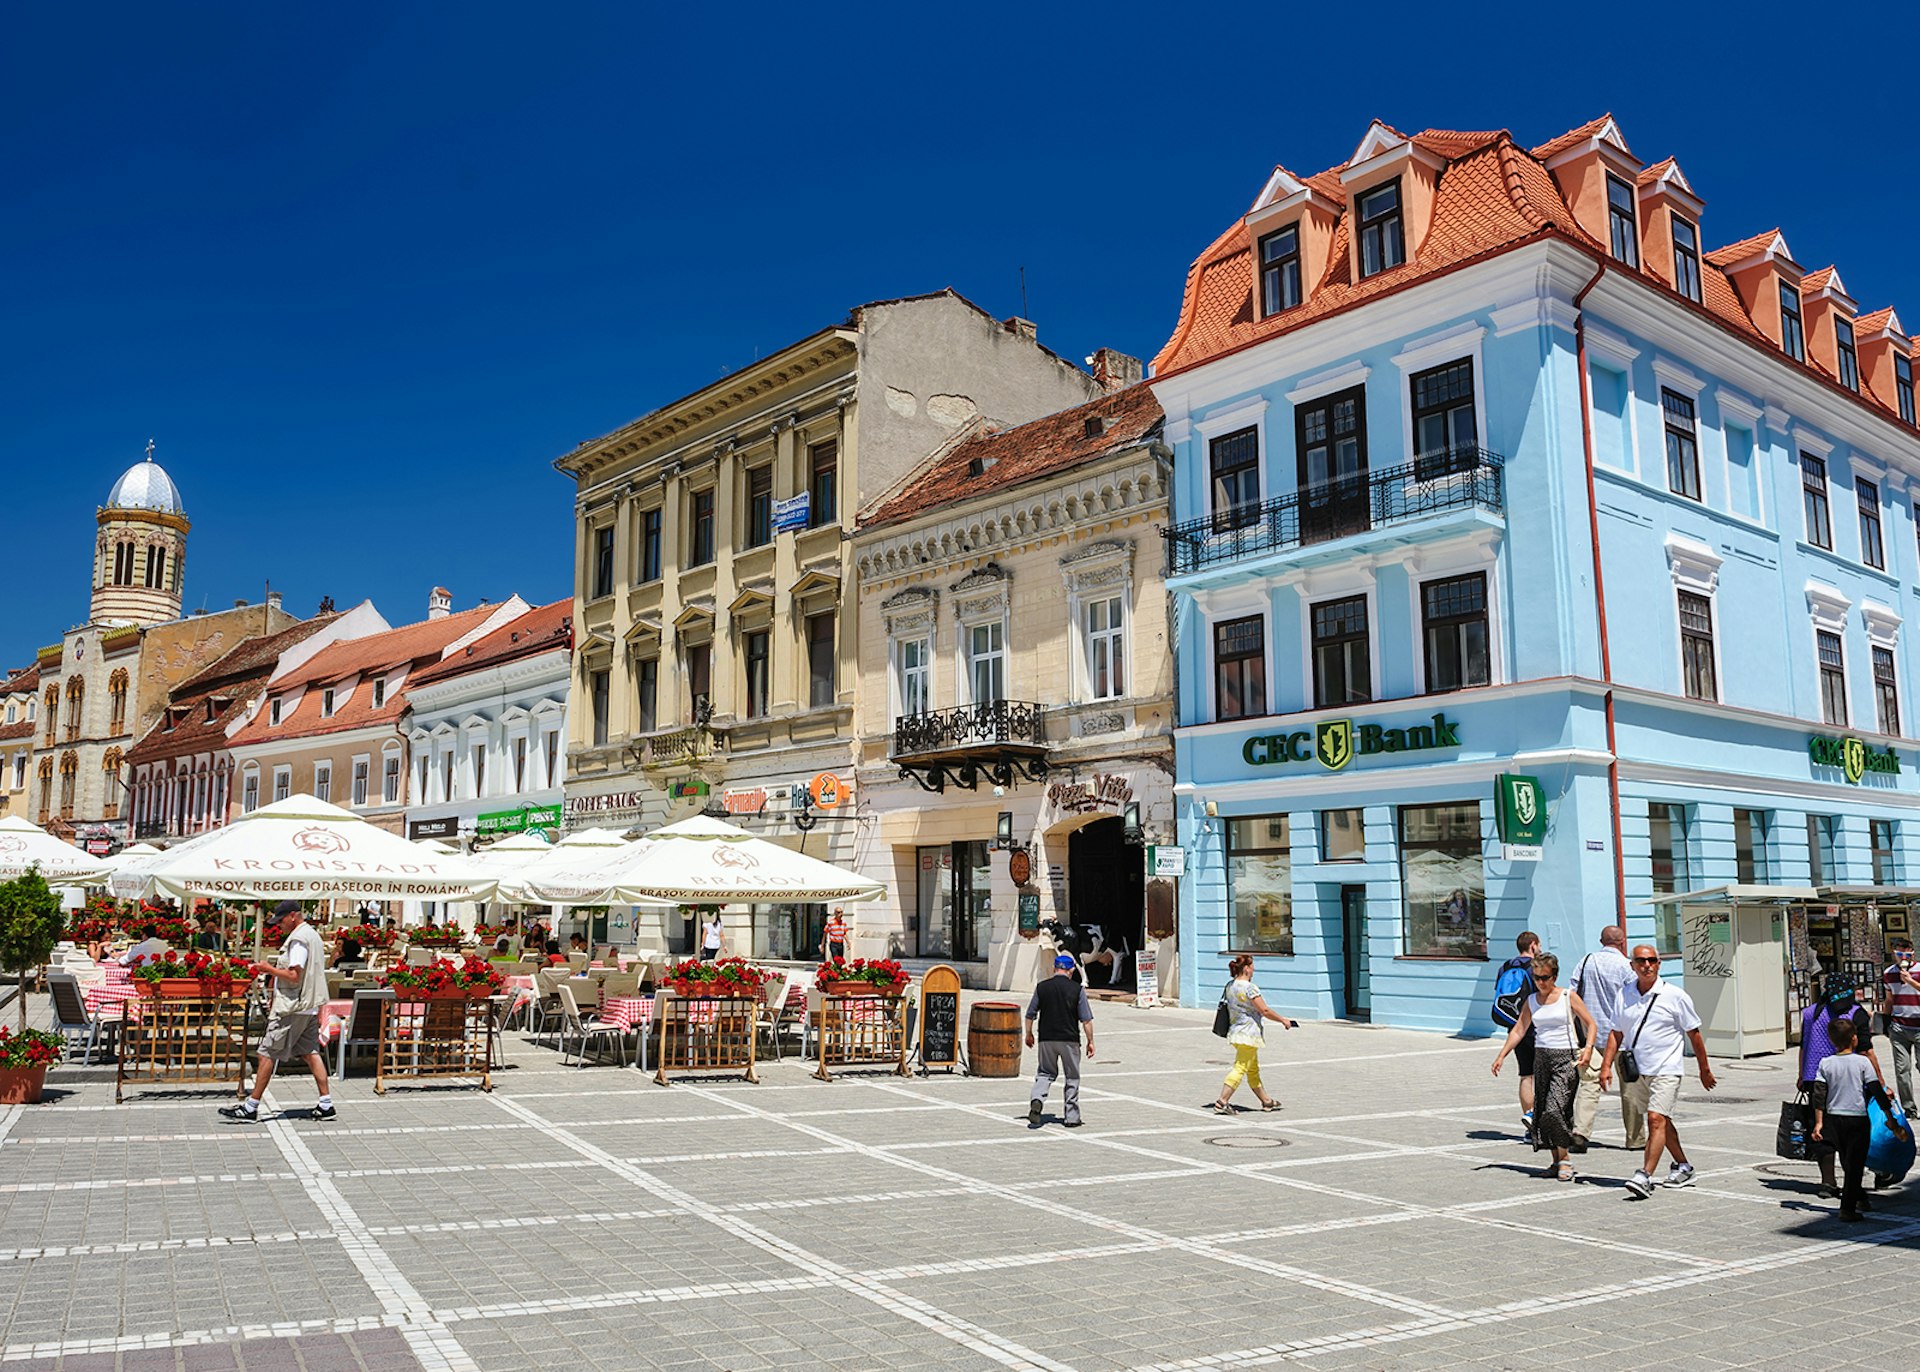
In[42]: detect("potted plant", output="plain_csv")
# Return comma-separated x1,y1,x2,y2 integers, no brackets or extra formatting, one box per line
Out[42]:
0,1026,62,1104
408,925,466,950
341,923,397,950
0,869,64,1031
661,957,768,999
815,957,909,997
382,955,504,1000
127,950,256,998
121,910,195,945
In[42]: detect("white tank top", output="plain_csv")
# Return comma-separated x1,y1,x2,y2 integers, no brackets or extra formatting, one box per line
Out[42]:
1529,990,1577,1050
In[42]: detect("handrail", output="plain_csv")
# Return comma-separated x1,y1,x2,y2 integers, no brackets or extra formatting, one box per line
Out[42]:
892,700,1047,758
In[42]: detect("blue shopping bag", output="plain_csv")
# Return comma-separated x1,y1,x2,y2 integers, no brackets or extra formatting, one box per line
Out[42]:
1867,1098,1916,1183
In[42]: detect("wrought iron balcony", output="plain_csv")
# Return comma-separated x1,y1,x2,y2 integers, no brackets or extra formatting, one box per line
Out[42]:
1164,447,1505,577
892,701,1049,794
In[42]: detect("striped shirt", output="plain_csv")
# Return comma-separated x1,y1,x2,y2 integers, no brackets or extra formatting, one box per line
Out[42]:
1884,962,1920,1031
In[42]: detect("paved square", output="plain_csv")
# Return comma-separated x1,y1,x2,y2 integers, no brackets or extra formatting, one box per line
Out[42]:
2,995,1913,1370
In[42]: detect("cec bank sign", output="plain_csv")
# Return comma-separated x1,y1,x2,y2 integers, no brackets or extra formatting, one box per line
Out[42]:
1243,713,1462,771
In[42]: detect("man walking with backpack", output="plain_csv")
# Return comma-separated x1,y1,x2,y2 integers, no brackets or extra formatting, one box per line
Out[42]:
1491,932,1541,1142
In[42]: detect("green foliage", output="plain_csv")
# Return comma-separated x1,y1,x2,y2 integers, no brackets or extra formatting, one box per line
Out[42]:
0,869,64,1030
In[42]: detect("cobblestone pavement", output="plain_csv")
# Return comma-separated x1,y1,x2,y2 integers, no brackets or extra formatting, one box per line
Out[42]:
1,993,1913,1370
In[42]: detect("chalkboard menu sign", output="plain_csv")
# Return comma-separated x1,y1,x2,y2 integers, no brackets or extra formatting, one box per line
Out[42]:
918,964,961,1072
1018,892,1040,934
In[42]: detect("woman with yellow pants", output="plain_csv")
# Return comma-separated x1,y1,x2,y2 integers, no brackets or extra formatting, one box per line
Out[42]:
1212,954,1297,1114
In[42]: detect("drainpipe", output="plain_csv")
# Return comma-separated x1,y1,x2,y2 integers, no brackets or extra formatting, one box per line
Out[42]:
1572,260,1627,936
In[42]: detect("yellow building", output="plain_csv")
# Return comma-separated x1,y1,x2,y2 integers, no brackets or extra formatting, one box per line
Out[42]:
556,291,1106,959
850,378,1177,990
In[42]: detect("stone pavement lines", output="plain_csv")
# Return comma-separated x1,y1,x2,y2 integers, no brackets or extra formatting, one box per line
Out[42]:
484,1091,1083,1372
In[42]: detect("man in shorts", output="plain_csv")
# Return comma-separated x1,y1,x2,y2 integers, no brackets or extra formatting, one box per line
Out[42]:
1599,944,1715,1198
221,900,336,1124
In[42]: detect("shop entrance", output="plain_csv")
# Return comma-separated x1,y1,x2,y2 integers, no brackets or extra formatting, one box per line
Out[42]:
1068,818,1143,991
1340,885,1371,1021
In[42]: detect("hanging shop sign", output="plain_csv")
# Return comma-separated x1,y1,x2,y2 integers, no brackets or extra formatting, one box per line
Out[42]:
1808,733,1901,784
1018,891,1040,935
408,817,460,840
1494,774,1546,847
1009,848,1033,885
772,492,811,533
723,787,767,816
668,779,710,801
1147,845,1186,879
808,772,849,808
1242,714,1462,771
1046,772,1133,814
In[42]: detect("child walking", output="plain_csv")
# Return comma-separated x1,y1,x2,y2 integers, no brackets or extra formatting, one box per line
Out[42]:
1813,1016,1909,1222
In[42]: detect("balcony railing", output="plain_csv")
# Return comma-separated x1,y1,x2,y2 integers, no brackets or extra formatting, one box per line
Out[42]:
1164,447,1505,577
631,723,726,770
893,700,1048,758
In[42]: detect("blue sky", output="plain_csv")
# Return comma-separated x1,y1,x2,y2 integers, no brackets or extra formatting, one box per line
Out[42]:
5,3,1917,656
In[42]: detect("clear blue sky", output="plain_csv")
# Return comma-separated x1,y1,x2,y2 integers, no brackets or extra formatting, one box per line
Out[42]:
5,3,1915,656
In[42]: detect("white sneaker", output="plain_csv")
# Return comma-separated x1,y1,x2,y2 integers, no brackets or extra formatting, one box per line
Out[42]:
1664,1162,1696,1188
1624,1169,1654,1200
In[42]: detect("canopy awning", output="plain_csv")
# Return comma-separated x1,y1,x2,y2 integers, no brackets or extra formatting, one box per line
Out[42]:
1642,883,1820,907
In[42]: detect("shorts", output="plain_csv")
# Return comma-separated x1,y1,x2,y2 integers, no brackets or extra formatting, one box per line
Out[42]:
258,1012,321,1064
1514,1030,1535,1077
1641,1073,1682,1118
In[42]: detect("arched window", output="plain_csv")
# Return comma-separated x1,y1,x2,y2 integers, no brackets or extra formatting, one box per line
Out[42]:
144,545,168,590
58,751,77,820
108,670,129,735
102,749,122,820
114,541,135,587
42,685,57,746
35,757,52,823
64,677,83,742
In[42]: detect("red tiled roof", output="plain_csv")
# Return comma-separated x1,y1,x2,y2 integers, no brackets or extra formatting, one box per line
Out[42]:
0,666,39,697
176,616,339,696
0,720,32,742
859,385,1164,531
408,600,573,688
1802,266,1836,295
1856,307,1900,337
127,619,338,766
268,604,496,691
1151,121,1909,431
1411,129,1505,159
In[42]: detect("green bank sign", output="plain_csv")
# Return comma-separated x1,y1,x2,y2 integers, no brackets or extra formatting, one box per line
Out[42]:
476,803,563,835
1243,714,1462,772
1808,734,1901,784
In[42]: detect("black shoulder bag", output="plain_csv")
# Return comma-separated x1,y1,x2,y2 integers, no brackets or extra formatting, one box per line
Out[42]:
1616,993,1660,1084
1212,984,1233,1038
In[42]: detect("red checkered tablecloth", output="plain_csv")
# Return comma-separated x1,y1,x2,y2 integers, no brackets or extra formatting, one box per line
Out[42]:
83,982,141,1020
598,996,654,1033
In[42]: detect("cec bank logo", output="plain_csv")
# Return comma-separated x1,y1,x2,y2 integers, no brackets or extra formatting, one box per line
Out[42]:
1315,720,1354,772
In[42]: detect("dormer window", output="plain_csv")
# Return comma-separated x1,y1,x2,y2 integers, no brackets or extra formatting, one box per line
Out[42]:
1259,226,1301,315
1605,175,1639,268
1897,354,1915,426
1356,182,1404,278
1836,317,1859,392
1671,217,1701,303
1780,283,1806,362
321,687,335,718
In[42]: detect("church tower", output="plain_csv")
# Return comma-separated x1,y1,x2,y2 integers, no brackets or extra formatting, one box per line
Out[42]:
90,442,188,626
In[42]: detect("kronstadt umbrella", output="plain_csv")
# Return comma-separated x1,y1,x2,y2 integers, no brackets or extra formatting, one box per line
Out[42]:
108,794,500,904
492,827,631,905
0,816,113,885
516,814,885,906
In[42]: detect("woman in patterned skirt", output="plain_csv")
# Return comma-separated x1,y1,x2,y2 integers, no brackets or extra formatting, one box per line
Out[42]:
1492,952,1596,1181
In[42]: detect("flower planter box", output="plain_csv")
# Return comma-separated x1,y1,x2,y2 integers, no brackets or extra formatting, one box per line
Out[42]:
0,1066,48,1105
822,981,905,998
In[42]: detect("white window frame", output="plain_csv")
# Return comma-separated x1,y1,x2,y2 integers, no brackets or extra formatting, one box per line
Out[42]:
381,742,402,804
1194,397,1271,526
1715,388,1767,528
1808,580,1854,726
272,766,292,804
1583,325,1642,477
894,634,931,719
1666,533,1725,704
1301,585,1380,712
371,677,386,709
351,754,371,807
1403,537,1504,696
1392,325,1487,476
312,760,332,803
241,765,260,814
1199,583,1273,723
962,617,1007,707
269,697,282,726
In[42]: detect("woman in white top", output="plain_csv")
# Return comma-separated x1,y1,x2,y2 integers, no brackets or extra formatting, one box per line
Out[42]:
1211,954,1298,1115
1492,951,1597,1180
699,911,726,962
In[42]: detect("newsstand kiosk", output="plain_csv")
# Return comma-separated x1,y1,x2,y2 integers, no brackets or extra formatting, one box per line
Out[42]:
1646,884,1800,1058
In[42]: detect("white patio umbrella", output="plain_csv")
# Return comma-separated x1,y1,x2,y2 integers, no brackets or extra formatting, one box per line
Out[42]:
0,816,113,886
516,814,885,906
412,837,460,855
493,827,632,905
107,794,501,904
96,841,162,874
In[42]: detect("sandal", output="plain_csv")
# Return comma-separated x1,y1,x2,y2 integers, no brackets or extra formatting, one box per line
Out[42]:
1260,1100,1282,1112
1210,1101,1234,1116
1556,1161,1575,1183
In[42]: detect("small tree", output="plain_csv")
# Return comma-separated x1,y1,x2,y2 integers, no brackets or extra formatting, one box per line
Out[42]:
0,869,64,1030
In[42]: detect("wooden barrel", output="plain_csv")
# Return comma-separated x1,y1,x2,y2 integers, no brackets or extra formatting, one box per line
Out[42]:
967,1001,1022,1078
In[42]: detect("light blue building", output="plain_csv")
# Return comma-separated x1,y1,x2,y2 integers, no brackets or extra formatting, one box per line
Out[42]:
1151,118,1920,1033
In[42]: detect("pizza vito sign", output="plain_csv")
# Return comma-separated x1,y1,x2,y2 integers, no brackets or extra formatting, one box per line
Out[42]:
1242,714,1463,772
1808,733,1901,784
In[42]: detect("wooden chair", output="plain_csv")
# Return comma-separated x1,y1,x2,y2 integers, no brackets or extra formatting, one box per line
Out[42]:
556,984,627,1067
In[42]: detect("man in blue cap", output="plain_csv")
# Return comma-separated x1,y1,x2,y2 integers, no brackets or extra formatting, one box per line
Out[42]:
1025,953,1096,1127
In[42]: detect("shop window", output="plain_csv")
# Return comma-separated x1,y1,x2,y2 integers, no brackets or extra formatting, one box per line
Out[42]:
1818,630,1848,727
744,902,826,962
637,658,658,734
1802,454,1831,549
1873,820,1897,886
1649,802,1689,954
746,466,773,549
807,613,836,709
1734,808,1770,883
1399,802,1486,958
744,631,770,719
1084,594,1126,701
590,669,610,747
916,842,991,960
1422,573,1489,693
1227,816,1292,955
1320,809,1365,862
1858,478,1884,571
1875,646,1900,736
1213,616,1266,722
1311,596,1371,708
1807,814,1836,886
1209,426,1260,531
1678,591,1717,702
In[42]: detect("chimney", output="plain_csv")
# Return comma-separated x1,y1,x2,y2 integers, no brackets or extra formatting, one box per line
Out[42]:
233,599,247,609
1002,316,1038,343
1087,348,1143,393
266,592,282,612
428,587,452,620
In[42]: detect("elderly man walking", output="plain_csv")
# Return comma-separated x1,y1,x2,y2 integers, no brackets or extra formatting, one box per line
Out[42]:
1569,925,1643,1153
1025,954,1095,1128
221,901,335,1124
1600,944,1715,1198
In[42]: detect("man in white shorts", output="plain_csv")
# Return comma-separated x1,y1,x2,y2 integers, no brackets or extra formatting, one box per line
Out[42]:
1599,944,1715,1199
221,901,336,1124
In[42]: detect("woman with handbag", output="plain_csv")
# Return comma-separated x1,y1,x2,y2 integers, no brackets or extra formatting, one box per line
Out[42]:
1492,952,1597,1181
1799,974,1888,1200
1210,955,1296,1115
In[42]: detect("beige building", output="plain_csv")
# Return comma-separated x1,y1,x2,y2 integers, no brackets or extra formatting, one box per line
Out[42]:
0,667,38,819
850,381,1177,989
557,290,1106,958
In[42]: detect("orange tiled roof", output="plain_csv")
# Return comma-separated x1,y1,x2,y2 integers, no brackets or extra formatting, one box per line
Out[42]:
0,719,33,742
0,665,39,697
860,385,1164,531
1856,307,1901,337
408,600,573,688
128,619,338,766
1151,120,1909,431
267,604,495,692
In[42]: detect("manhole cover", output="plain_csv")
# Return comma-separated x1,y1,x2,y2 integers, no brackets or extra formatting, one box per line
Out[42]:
1205,1134,1291,1149
1703,1095,1760,1104
1756,1161,1817,1178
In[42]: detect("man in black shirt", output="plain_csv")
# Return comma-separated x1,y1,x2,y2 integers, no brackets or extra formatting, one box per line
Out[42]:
1025,954,1096,1127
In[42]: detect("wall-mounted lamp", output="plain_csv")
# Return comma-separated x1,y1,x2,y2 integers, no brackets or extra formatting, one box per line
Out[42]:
994,811,1014,850
1204,800,1219,818
1122,801,1143,846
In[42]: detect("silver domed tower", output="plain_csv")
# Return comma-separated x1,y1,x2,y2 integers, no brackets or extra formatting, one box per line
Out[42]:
91,441,188,626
